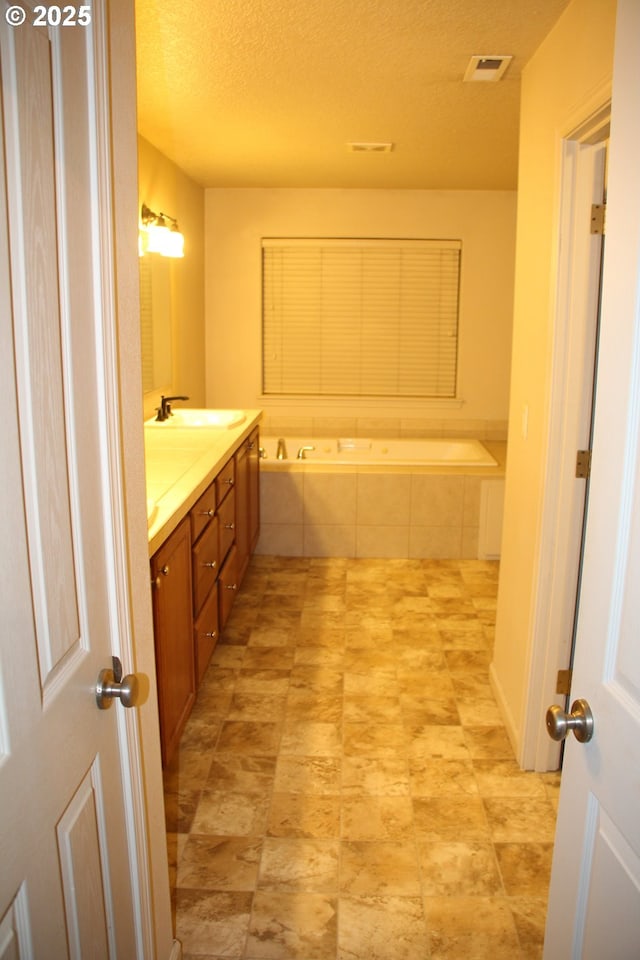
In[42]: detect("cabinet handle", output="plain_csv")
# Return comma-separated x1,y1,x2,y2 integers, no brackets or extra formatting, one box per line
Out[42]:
201,508,215,517
225,583,237,591
152,564,170,589
202,560,217,569
224,478,234,486
204,631,217,639
224,522,235,530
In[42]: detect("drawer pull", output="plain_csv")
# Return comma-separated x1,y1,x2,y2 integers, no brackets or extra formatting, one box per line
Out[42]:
224,522,235,530
204,631,217,640
200,508,215,517
202,561,217,569
224,478,234,486
226,583,238,591
152,564,170,589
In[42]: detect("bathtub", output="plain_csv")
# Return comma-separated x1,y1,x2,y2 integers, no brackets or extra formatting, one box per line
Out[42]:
257,435,504,560
260,435,497,467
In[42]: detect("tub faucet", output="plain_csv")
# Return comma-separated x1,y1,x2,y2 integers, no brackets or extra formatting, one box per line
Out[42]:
276,438,288,460
156,394,190,421
297,445,316,460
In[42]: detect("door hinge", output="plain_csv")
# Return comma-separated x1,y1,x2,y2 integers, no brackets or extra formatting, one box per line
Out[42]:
576,449,592,479
556,669,573,696
590,203,606,235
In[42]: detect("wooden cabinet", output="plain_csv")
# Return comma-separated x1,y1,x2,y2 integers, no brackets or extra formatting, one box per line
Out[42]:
150,516,195,767
150,427,261,764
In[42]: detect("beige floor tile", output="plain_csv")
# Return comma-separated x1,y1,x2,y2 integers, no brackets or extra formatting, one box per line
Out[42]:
409,757,479,797
484,798,558,843
343,694,403,723
508,897,548,960
216,721,282,757
473,759,548,798
338,895,428,960
340,841,422,896
258,837,339,893
494,843,554,897
267,793,341,839
191,790,271,837
341,756,411,796
246,891,337,959
273,756,342,795
175,889,253,958
413,796,490,841
167,557,558,959
177,836,262,890
463,725,515,760
425,895,521,959
280,721,342,757
205,754,277,794
341,795,414,841
418,841,503,896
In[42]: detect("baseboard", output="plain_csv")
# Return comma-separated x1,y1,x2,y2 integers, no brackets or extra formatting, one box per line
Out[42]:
489,660,522,764
169,939,182,960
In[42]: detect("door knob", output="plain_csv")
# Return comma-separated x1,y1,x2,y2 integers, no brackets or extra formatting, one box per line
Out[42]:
96,656,139,710
545,698,594,743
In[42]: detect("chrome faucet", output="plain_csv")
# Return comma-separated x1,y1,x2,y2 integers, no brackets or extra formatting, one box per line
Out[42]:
276,438,288,460
297,445,315,460
156,394,190,421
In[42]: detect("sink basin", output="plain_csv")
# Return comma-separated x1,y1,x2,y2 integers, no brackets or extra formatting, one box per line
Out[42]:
145,409,246,429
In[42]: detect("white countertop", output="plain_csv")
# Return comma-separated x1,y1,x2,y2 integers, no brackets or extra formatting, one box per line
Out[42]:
145,409,262,555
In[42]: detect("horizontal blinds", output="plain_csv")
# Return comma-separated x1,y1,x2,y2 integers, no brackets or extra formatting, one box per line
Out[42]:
262,238,461,398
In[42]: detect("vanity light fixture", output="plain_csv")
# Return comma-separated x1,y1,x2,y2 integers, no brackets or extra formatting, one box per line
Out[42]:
140,203,185,258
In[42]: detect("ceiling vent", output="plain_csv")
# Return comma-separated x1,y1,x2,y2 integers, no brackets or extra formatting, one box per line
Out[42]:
347,142,394,153
463,55,513,82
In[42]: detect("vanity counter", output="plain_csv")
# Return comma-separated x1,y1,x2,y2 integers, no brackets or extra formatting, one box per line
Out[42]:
145,409,262,555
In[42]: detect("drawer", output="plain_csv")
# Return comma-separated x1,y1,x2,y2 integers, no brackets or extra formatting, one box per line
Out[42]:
194,581,219,685
217,488,236,563
218,544,238,629
190,481,216,542
192,514,219,616
215,458,235,506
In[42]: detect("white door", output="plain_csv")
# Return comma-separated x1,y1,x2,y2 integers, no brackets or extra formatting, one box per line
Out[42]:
0,4,147,956
544,0,640,955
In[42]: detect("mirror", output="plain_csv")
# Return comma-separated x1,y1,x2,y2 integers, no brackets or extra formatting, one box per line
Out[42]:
140,255,173,393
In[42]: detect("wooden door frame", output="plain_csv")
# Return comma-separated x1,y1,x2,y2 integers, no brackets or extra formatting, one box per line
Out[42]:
520,93,611,771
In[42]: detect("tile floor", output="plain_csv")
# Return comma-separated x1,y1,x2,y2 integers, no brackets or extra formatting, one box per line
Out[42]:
163,556,560,960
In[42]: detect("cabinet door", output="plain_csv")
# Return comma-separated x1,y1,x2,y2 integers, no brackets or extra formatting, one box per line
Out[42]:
194,582,219,685
218,544,239,630
192,513,219,616
151,517,195,766
218,488,236,564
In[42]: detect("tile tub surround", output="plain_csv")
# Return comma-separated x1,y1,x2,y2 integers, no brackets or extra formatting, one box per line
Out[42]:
256,444,505,560
164,556,559,959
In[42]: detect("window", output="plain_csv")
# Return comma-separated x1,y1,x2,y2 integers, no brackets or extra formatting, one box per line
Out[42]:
262,238,461,399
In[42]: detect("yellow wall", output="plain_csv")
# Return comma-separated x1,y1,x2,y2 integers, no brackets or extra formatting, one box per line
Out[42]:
204,188,516,433
138,136,206,418
491,0,617,755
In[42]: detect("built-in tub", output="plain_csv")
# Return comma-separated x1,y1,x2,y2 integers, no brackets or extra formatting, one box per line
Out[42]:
257,435,505,561
260,436,497,467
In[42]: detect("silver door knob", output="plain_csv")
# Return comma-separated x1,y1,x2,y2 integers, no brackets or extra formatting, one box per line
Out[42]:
545,698,594,743
96,656,139,710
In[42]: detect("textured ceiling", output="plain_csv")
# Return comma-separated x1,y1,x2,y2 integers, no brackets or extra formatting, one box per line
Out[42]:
135,0,571,190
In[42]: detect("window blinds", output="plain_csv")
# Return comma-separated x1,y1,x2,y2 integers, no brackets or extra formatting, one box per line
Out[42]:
262,238,461,398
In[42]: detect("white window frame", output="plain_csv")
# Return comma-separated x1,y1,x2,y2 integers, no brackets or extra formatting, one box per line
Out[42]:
262,237,462,400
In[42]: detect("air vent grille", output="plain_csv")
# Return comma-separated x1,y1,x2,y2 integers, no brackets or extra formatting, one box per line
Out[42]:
463,55,513,82
347,142,394,153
